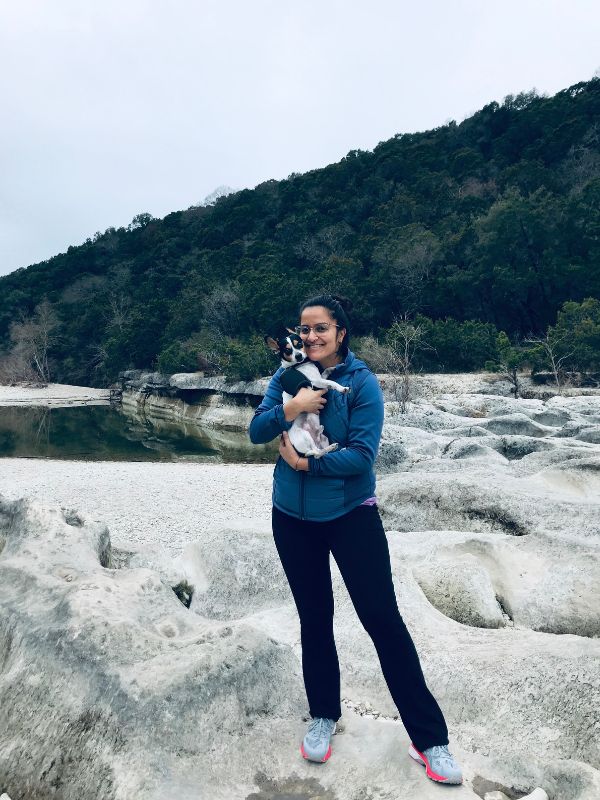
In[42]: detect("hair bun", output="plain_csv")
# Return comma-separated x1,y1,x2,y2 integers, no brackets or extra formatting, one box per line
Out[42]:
330,294,353,314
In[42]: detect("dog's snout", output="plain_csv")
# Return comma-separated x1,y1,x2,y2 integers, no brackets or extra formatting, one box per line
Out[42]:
295,353,303,361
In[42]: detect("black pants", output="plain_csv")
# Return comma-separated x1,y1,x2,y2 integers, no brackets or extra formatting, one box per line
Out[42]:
272,504,448,752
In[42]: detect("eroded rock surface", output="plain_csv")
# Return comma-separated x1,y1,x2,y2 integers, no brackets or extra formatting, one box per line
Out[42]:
2,388,600,799
0,498,303,800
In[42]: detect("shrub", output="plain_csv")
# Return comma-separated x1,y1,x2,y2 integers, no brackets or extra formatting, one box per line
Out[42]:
413,316,501,372
220,335,275,381
548,298,600,374
353,335,392,372
160,331,276,381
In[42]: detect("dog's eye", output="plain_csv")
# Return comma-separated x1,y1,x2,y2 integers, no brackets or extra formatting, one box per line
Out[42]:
284,346,292,354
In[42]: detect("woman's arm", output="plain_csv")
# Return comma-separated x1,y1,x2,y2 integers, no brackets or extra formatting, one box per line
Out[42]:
307,371,383,477
248,369,294,444
249,371,329,445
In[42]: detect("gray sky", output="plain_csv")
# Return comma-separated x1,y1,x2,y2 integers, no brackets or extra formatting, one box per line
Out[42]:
1,0,599,277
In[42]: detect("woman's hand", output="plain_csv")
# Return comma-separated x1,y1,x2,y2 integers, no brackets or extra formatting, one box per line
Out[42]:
284,387,327,421
279,431,308,471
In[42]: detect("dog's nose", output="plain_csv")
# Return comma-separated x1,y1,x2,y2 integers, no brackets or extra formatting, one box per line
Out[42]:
295,353,303,361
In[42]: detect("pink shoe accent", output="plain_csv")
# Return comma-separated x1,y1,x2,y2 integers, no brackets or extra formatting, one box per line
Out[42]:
409,743,450,783
301,743,332,762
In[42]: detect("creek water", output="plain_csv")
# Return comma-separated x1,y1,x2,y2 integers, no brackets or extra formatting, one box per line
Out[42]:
0,405,276,463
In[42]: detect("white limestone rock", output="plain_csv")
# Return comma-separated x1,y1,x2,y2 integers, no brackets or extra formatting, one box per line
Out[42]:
3,385,600,800
182,522,291,619
408,531,600,637
441,438,508,462
412,553,507,628
474,413,555,438
375,438,409,473
0,496,304,800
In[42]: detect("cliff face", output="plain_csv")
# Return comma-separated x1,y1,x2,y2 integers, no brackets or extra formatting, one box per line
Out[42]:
119,369,599,437
119,370,269,432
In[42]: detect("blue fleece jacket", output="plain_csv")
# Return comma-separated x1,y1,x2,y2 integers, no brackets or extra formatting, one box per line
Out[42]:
249,351,384,521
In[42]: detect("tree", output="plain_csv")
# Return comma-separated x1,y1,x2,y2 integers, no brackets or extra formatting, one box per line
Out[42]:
547,298,600,375
105,292,132,333
8,298,60,383
201,283,241,335
487,332,531,398
526,332,574,393
372,224,441,311
128,212,155,231
414,317,500,372
384,315,431,412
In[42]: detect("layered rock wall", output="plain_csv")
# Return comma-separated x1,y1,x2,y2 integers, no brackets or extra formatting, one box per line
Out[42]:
119,369,587,434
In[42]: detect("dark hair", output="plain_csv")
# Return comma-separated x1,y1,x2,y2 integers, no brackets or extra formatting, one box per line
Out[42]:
298,293,353,358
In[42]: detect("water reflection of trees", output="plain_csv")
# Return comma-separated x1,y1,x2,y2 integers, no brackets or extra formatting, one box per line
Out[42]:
0,406,277,463
0,407,51,457
119,408,278,463
33,407,52,451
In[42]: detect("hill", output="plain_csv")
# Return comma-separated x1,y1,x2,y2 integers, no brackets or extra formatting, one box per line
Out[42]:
1,78,599,385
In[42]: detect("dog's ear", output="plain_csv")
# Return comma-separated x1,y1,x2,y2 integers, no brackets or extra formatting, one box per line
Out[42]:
264,335,280,355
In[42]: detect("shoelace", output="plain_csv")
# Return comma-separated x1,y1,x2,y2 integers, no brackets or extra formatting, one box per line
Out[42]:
306,717,333,742
426,745,454,764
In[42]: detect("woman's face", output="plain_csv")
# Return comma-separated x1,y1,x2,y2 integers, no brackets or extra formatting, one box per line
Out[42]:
299,305,346,368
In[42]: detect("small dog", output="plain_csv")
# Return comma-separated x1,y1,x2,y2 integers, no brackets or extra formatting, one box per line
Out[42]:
265,330,350,458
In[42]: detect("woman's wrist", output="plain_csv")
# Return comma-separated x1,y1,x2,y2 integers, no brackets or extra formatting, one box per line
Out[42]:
295,456,309,471
283,400,298,422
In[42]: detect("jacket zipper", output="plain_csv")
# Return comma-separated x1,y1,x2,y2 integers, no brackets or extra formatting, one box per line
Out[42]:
299,471,305,520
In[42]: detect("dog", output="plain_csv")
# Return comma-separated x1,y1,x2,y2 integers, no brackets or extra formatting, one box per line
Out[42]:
265,330,350,458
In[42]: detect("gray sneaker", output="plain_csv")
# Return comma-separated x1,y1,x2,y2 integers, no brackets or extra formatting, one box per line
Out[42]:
408,743,463,784
301,717,336,762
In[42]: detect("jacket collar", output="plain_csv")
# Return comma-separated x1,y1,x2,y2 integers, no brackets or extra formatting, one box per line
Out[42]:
319,350,367,379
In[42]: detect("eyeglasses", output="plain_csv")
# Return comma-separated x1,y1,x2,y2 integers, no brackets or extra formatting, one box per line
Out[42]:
295,323,341,336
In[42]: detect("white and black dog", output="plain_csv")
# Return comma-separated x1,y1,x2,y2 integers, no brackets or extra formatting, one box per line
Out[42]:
265,330,350,458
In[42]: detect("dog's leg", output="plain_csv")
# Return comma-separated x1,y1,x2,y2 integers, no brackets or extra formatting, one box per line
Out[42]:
310,377,351,394
305,443,339,458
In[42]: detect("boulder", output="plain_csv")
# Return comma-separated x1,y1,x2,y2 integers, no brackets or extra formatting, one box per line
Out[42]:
0,496,304,800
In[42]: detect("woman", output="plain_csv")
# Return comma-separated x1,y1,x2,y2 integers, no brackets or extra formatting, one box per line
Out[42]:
249,294,462,785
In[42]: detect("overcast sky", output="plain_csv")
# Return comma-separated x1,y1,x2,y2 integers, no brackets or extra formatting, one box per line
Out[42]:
1,0,599,277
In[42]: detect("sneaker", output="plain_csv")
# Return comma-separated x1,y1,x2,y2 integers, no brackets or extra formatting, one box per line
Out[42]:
408,743,463,784
300,717,337,762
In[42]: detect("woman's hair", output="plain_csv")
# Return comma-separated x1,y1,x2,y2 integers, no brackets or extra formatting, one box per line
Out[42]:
299,293,353,358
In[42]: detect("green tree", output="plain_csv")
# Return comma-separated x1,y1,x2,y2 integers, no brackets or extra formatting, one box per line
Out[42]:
486,332,532,397
548,298,600,374
414,317,500,372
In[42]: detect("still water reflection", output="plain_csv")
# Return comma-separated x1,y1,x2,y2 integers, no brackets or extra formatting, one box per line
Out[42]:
0,405,276,463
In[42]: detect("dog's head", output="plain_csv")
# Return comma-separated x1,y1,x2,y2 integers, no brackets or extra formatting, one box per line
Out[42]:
265,329,307,365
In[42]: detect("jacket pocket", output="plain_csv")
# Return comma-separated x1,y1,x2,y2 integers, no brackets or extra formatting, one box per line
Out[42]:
305,474,346,519
273,458,300,516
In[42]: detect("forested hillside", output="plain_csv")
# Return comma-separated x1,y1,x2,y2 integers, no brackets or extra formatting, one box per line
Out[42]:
1,78,599,385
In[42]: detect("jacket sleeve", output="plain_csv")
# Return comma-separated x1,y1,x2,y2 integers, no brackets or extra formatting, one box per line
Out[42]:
248,368,294,444
308,371,383,477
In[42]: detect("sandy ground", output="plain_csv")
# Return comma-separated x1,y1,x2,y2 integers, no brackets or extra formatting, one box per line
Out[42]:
0,383,111,406
0,459,273,556
0,383,274,557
